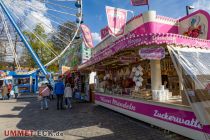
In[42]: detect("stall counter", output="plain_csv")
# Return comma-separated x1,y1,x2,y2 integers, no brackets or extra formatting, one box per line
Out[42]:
18,84,31,93
94,92,210,140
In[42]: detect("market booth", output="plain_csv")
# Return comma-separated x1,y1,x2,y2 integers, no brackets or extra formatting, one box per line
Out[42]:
79,10,210,140
63,70,90,102
13,71,38,93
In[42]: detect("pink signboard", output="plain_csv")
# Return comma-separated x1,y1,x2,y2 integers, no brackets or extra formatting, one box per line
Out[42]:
130,0,148,6
81,24,94,48
95,93,210,134
106,6,127,37
80,32,210,69
100,26,109,40
179,10,210,40
139,47,165,60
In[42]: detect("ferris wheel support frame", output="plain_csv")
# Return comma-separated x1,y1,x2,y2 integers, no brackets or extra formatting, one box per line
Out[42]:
0,0,48,76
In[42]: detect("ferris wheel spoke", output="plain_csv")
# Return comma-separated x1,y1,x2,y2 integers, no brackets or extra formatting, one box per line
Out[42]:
1,0,83,70
45,0,83,67
5,2,72,46
8,1,76,30
12,0,77,17
4,3,67,57
37,0,78,11
0,7,21,70
12,1,76,40
22,25,58,57
49,0,76,2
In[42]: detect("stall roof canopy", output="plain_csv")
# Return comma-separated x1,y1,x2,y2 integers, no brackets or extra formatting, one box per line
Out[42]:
79,32,210,70
13,71,37,78
79,10,210,70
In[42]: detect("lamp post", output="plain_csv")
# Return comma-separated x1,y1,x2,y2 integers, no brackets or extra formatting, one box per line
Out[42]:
186,6,194,15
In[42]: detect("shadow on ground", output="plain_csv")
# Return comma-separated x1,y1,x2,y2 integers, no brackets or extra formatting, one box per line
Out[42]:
0,97,189,140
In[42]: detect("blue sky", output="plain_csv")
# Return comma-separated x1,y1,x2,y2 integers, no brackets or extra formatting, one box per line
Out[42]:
5,0,210,46
83,0,193,33
81,0,210,45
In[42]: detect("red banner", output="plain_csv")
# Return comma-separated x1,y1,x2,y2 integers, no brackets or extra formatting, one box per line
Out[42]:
130,0,148,6
100,26,109,40
106,6,127,37
81,24,94,48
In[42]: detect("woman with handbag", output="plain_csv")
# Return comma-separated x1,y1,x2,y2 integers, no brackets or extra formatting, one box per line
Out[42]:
39,83,50,110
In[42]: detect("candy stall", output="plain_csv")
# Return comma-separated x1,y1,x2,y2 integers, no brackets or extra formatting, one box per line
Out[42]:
79,10,210,140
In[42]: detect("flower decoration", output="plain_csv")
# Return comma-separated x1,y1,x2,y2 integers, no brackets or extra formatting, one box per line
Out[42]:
183,16,205,38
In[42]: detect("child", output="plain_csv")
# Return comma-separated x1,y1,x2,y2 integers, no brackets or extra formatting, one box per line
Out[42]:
64,83,72,109
39,83,50,110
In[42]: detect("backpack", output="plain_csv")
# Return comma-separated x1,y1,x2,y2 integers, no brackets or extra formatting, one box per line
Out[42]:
39,86,50,97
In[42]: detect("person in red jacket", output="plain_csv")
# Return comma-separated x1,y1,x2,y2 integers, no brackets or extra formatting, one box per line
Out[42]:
7,83,12,99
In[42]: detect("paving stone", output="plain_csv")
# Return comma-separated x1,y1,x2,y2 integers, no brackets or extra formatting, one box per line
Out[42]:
0,97,190,140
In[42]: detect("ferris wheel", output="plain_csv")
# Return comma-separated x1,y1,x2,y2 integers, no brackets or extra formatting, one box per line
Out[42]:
0,0,83,75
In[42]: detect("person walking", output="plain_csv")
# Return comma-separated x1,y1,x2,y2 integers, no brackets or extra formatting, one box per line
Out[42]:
39,83,50,110
54,76,65,110
2,84,8,100
14,84,19,99
64,83,73,109
47,83,54,100
7,83,12,99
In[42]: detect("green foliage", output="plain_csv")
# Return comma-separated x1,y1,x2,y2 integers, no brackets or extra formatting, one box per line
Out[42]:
51,21,77,49
23,24,59,71
51,21,82,69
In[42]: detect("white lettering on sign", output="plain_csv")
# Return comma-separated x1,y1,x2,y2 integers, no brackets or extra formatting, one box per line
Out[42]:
99,96,136,111
112,99,136,111
153,110,202,129
152,36,175,42
100,97,112,104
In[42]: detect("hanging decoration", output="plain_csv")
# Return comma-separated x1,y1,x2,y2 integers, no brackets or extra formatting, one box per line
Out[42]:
81,24,94,48
131,65,143,91
130,0,148,6
106,6,127,37
100,26,109,40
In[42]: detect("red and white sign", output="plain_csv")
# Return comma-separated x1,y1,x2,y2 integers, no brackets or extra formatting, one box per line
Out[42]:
106,6,127,37
130,0,148,6
100,26,109,40
81,24,94,48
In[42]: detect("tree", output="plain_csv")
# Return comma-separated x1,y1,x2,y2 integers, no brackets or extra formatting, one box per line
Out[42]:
23,24,59,72
51,21,79,49
51,21,82,68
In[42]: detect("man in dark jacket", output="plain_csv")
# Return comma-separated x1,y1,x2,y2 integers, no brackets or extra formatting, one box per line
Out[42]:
54,76,65,110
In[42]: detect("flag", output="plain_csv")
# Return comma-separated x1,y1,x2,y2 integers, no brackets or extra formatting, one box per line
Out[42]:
130,0,148,6
106,6,127,37
81,24,94,48
100,26,109,39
